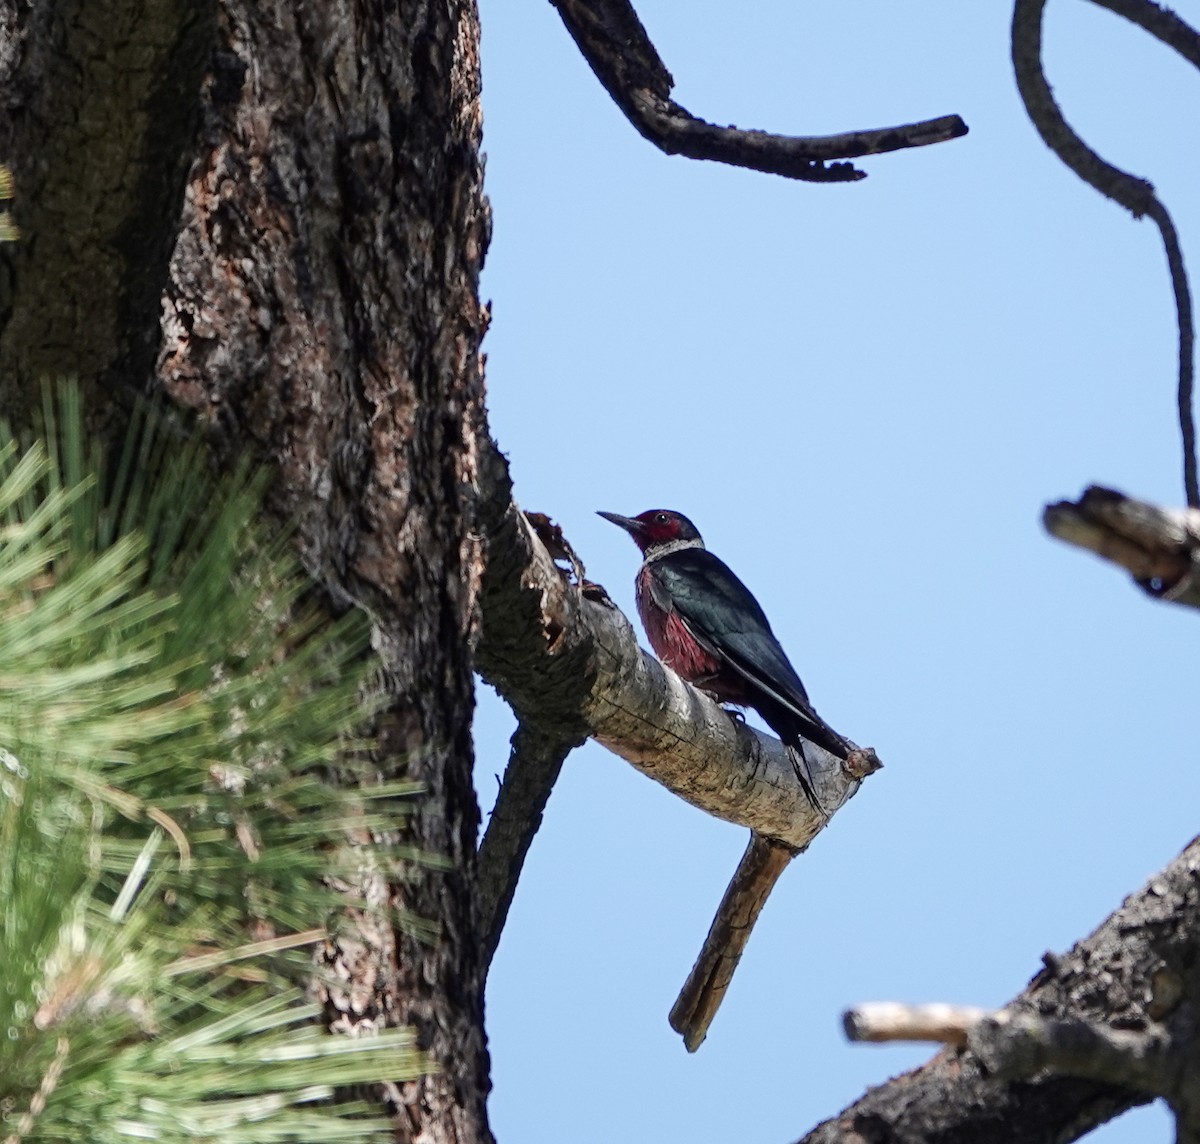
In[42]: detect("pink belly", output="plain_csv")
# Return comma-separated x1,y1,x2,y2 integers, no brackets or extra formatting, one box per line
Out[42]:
638,596,724,686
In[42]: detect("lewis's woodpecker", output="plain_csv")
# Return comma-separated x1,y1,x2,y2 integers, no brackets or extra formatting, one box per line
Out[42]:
598,508,848,808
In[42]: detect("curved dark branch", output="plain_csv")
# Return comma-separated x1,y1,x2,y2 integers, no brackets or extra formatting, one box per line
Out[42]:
1089,0,1200,68
1147,199,1199,506
550,0,967,183
1011,0,1199,505
1010,0,1155,214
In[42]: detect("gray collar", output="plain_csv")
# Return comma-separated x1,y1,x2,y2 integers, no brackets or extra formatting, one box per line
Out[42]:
644,537,705,563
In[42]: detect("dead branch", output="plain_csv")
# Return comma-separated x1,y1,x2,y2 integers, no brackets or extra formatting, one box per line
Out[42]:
474,442,880,1029
671,743,881,1052
475,721,583,972
1043,485,1200,606
549,0,967,184
670,834,795,1053
844,1002,990,1047
968,1012,1173,1093
1011,0,1198,505
796,838,1200,1143
1089,0,1200,68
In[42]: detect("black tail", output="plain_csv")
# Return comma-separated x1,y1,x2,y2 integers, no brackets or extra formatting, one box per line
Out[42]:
758,700,848,816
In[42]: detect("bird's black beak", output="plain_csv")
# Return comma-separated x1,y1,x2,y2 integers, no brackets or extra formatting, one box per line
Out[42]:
597,511,646,539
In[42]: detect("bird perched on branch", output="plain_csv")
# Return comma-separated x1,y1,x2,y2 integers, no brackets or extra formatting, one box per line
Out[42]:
598,508,848,810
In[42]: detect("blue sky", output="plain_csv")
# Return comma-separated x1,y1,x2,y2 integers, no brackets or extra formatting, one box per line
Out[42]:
472,3,1200,1140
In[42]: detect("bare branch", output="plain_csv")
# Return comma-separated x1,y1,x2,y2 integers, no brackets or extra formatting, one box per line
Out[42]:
844,1002,991,1047
796,836,1200,1142
1043,485,1200,605
1011,0,1154,215
1011,0,1199,505
475,442,880,1035
968,1012,1173,1093
476,443,878,850
549,0,967,184
670,834,795,1053
1089,0,1200,68
1148,198,1199,507
844,1004,1173,1094
476,722,582,973
844,1005,1198,1140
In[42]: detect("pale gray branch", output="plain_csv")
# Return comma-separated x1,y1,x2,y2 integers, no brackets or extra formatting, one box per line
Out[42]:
475,443,880,1043
844,1002,991,1047
476,451,879,850
1043,485,1200,605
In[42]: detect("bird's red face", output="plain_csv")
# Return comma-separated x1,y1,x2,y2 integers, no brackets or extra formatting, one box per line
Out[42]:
597,509,703,553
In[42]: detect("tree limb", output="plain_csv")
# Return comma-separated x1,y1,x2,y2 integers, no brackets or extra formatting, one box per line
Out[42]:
1043,485,1200,606
549,0,967,183
1089,0,1200,69
475,721,583,974
1011,0,1198,505
475,444,877,848
474,442,880,1038
968,1012,1175,1094
796,836,1200,1143
670,834,794,1052
844,1002,990,1047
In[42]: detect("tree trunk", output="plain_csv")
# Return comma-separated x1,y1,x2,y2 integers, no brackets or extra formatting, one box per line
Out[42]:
0,2,492,1141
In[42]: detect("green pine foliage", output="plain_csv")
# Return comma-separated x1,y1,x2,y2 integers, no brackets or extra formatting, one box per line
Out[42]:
0,384,427,1142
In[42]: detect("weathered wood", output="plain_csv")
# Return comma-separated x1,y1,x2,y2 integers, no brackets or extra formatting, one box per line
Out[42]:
844,1002,991,1046
476,722,583,971
1044,486,1200,607
670,833,795,1052
476,481,879,851
475,464,881,1043
798,838,1200,1143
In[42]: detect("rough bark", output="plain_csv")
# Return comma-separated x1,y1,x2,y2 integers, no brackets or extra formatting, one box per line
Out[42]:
7,4,1199,1143
795,838,1200,1143
0,3,492,1142
0,0,214,426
